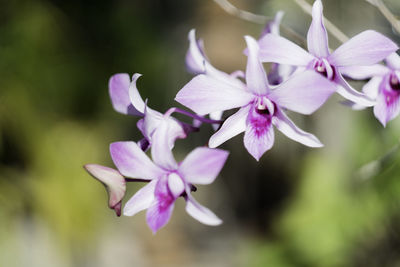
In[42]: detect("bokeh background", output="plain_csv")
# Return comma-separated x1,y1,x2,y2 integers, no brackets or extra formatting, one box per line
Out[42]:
1,0,400,266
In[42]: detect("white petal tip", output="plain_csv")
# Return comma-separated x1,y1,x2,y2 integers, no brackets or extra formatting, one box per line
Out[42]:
207,140,218,148
132,73,142,79
312,143,324,148
208,219,223,226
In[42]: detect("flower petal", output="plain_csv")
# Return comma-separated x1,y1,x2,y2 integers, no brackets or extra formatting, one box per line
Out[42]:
258,34,314,66
307,0,330,58
109,73,143,116
373,76,400,126
340,100,367,111
328,30,398,67
186,29,245,89
146,200,174,234
268,71,336,114
210,111,223,130
179,147,229,185
186,29,208,75
363,76,383,99
272,109,323,147
374,97,400,127
146,176,175,233
151,120,178,170
175,74,253,115
185,29,224,79
185,194,222,226
386,52,400,70
244,109,275,161
167,173,185,198
165,118,188,147
335,73,376,106
339,65,388,80
84,164,126,216
110,141,164,180
261,11,284,37
128,73,146,114
142,103,163,141
142,103,187,153
209,105,250,148
230,70,245,79
123,179,157,216
245,35,270,95
268,63,296,85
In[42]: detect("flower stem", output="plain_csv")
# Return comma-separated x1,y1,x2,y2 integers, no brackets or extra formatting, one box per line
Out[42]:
213,0,306,46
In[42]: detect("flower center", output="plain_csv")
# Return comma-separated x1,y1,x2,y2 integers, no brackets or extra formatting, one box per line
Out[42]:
313,59,335,80
255,97,275,116
256,103,270,115
248,97,275,137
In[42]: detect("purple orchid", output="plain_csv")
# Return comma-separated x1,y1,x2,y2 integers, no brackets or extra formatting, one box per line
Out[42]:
176,36,337,160
259,11,296,85
84,164,126,216
110,120,229,233
109,73,191,150
341,53,400,126
257,0,398,106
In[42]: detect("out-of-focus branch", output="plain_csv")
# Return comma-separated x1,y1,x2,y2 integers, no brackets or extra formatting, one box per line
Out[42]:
366,0,400,34
293,0,349,43
213,0,268,24
213,0,306,46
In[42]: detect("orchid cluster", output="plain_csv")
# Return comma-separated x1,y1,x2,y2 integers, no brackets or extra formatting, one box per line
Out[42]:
84,0,399,234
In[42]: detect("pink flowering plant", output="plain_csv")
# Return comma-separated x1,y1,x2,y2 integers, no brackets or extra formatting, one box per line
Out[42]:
84,0,399,233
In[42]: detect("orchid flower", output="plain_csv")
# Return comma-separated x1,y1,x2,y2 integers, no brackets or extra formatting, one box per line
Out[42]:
259,11,296,85
341,53,400,126
110,120,229,233
176,36,337,160
257,0,398,106
84,164,126,216
109,73,191,150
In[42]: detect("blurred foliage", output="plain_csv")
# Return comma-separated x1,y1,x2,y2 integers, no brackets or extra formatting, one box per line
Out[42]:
1,0,400,266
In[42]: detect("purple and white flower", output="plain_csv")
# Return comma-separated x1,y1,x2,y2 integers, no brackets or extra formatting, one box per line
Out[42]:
257,0,398,106
341,53,400,126
110,120,229,233
109,73,191,150
176,36,337,160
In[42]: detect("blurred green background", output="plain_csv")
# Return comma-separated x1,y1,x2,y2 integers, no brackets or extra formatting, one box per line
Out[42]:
1,0,400,266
